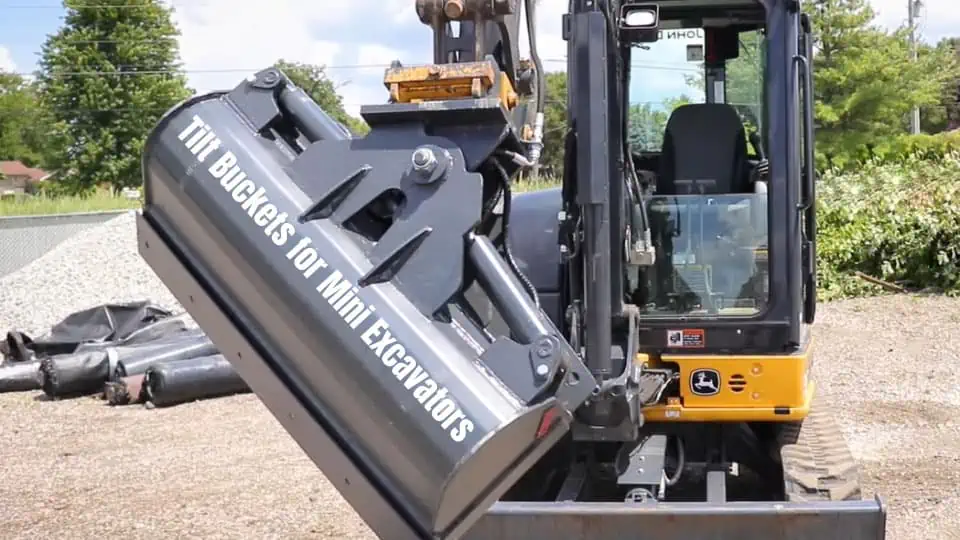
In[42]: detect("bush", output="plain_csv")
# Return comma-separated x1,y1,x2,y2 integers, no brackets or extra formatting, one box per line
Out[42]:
817,154,960,299
497,159,960,302
817,131,960,172
871,132,960,163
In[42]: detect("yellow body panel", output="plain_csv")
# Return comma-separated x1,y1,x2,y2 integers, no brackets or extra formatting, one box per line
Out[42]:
640,341,814,422
382,60,518,110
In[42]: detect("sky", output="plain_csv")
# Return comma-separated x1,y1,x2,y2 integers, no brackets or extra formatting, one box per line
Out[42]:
0,0,955,116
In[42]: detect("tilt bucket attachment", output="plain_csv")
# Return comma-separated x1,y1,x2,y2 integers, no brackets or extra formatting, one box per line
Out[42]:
136,67,597,539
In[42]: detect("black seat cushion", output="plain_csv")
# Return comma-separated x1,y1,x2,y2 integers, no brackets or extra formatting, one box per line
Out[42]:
657,103,751,195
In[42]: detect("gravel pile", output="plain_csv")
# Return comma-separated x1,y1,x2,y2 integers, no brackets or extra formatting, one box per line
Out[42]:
0,212,190,337
0,215,958,540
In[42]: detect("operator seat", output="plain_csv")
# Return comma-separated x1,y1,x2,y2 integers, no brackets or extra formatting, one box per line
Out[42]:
657,103,752,195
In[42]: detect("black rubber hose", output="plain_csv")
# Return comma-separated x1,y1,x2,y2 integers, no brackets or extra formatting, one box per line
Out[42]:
112,334,218,380
38,350,113,397
490,159,540,308
524,0,545,113
143,354,250,407
0,361,41,393
118,318,195,346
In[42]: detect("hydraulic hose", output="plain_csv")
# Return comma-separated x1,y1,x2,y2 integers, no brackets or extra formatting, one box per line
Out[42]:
524,0,545,113
489,158,540,308
665,436,686,487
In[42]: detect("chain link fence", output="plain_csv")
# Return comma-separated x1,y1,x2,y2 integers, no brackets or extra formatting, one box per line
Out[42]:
0,211,131,279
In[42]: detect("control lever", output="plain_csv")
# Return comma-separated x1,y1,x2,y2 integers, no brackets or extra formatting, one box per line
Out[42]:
749,131,769,181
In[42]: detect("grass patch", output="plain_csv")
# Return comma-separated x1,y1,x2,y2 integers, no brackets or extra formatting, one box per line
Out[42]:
0,176,559,217
0,192,141,217
0,175,558,217
515,175,561,193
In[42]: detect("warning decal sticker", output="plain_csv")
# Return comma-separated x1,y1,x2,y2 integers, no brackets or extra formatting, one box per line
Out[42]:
666,329,705,348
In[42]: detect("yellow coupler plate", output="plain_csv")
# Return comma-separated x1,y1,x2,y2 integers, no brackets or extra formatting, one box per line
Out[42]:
641,341,815,422
383,60,518,109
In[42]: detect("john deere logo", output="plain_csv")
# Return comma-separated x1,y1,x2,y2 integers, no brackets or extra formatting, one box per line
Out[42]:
690,369,720,396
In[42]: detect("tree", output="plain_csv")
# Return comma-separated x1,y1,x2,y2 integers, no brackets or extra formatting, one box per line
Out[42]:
680,29,764,129
627,96,692,152
725,30,764,123
922,37,960,133
627,103,669,151
811,0,958,159
538,71,568,177
274,59,370,137
0,71,50,166
36,0,192,193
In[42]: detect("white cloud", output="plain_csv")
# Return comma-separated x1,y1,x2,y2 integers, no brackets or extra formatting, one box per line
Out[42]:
167,0,428,115
519,1,568,63
0,45,15,72
166,0,580,115
167,0,343,93
868,0,957,43
167,0,954,119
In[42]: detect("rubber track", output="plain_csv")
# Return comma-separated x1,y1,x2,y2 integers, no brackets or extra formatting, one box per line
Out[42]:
777,394,863,501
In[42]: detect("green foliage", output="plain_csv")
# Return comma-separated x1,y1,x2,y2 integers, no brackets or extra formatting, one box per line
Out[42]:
921,37,960,133
816,156,960,299
683,29,765,122
627,96,691,152
274,59,370,137
538,72,568,176
36,0,192,194
867,132,960,164
725,30,764,116
0,72,50,166
817,131,960,171
627,103,670,151
811,0,960,160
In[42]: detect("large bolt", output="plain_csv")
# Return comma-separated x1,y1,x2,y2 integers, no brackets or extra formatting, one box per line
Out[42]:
412,146,437,175
444,0,464,18
535,337,555,358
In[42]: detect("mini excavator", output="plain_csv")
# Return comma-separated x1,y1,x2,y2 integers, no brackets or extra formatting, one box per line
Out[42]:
136,0,888,538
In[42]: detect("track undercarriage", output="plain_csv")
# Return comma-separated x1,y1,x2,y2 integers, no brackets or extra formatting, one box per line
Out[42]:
505,399,864,506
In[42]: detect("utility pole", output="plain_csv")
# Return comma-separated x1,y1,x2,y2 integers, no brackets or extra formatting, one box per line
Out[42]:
908,0,921,134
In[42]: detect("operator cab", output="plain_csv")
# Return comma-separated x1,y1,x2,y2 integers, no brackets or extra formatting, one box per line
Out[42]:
615,0,815,352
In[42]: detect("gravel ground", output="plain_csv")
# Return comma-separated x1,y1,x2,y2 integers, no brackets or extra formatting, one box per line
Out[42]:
1,213,959,539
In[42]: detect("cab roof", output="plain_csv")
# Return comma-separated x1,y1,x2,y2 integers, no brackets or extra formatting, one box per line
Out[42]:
644,0,767,29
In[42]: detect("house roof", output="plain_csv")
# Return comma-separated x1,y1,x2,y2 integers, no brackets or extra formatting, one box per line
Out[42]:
0,161,51,182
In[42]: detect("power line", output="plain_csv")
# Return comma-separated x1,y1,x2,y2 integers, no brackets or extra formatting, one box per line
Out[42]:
0,100,820,117
5,59,701,78
6,65,394,77
3,97,953,116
